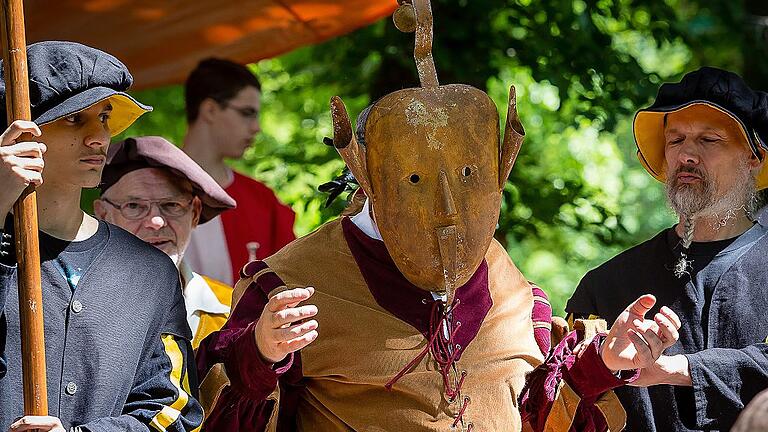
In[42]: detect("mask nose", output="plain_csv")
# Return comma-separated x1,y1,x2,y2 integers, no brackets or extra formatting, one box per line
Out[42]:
438,170,457,218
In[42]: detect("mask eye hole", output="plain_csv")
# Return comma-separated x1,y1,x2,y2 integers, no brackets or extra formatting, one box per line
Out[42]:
409,174,421,184
462,166,472,177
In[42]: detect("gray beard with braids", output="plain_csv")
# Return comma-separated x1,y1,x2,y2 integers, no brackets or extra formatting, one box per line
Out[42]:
665,159,757,278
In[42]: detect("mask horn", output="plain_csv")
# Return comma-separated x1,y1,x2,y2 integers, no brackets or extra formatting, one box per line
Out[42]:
499,85,525,189
330,96,373,198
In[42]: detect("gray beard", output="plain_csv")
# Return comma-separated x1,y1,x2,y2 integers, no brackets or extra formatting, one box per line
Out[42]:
666,166,756,226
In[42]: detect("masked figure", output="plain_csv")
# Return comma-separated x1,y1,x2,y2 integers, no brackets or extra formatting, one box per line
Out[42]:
197,1,680,430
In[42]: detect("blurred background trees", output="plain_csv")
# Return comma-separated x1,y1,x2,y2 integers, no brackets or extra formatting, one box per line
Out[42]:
116,0,768,314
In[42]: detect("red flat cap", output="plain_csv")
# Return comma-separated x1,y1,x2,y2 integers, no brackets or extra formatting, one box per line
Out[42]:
101,136,236,223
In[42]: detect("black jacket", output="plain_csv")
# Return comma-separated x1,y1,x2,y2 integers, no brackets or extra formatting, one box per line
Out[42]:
567,226,768,431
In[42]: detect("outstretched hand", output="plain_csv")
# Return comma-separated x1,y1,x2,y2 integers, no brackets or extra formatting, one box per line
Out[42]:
600,294,681,372
254,287,319,364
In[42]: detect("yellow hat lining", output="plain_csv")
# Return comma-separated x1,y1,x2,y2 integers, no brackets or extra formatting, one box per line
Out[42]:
633,101,768,189
36,93,150,137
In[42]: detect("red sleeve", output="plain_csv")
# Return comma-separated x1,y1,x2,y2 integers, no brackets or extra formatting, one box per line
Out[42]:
530,283,553,355
197,261,302,431
521,285,639,432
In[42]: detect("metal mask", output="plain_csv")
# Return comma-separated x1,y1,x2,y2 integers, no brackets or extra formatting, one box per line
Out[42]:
330,0,525,301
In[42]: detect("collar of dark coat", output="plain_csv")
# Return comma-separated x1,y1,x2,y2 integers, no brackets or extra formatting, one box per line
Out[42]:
341,216,492,358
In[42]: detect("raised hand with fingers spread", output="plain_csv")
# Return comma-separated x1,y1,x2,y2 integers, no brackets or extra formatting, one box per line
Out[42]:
254,286,319,364
600,294,682,372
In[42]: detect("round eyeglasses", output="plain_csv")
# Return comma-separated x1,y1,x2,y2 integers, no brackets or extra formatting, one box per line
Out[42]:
101,198,194,220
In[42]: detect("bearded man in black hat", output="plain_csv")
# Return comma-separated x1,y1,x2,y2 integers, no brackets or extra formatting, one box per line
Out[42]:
566,67,768,431
0,42,203,431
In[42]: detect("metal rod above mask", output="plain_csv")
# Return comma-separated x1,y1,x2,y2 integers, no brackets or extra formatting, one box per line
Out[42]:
394,0,439,88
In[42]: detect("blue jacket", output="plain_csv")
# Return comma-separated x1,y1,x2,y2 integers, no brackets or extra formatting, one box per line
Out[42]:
0,221,203,431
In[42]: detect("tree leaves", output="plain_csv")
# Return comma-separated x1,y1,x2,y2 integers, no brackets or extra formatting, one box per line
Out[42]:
116,0,764,314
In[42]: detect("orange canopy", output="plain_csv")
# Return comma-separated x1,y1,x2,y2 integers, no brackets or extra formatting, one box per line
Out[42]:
24,0,397,90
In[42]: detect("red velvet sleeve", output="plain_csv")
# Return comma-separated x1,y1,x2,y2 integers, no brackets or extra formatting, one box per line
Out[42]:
197,260,302,431
521,285,639,432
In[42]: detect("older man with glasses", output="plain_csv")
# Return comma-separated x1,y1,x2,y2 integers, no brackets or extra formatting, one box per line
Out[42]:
95,136,236,353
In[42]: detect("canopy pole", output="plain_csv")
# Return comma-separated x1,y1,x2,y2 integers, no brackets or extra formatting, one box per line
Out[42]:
1,0,48,415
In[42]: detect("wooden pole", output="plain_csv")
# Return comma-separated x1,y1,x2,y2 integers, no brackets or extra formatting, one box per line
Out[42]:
0,0,48,415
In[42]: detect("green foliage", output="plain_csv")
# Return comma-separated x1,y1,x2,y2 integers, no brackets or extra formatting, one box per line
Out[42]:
116,0,768,315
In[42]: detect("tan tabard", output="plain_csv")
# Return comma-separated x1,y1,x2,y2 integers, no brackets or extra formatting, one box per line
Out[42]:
264,219,544,431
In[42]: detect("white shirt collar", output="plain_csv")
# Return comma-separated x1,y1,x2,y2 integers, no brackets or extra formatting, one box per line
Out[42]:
180,260,230,317
350,198,383,241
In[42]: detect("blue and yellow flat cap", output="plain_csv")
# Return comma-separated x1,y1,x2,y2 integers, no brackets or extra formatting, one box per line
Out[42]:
0,40,151,136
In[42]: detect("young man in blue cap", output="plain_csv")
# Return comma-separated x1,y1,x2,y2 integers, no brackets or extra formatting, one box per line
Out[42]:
0,42,203,431
567,67,768,431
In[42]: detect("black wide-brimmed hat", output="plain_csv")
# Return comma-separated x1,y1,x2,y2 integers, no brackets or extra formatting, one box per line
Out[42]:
101,136,236,223
634,66,768,189
0,40,151,136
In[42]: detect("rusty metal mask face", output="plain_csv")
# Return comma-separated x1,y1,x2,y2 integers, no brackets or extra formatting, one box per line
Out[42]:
364,86,502,292
330,0,524,298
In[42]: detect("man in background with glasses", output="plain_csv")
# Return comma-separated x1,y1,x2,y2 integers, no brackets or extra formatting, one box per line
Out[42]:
181,59,296,286
95,136,237,356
